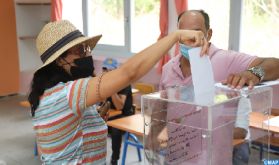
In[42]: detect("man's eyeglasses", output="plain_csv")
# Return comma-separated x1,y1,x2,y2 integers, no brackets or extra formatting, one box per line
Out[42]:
67,44,91,57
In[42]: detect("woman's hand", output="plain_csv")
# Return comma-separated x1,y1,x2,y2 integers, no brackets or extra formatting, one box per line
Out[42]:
97,101,111,121
86,29,210,107
178,30,209,56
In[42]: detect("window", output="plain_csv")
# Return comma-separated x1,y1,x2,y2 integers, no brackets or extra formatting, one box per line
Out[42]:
62,0,83,32
131,0,160,52
240,0,279,58
86,0,160,57
88,0,125,46
65,1,277,58
188,1,230,50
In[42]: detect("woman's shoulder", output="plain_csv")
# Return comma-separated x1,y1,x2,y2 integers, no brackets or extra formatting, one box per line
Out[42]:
50,78,91,92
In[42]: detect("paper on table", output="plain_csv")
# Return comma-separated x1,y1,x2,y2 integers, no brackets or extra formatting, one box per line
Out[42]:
263,116,279,127
189,47,215,105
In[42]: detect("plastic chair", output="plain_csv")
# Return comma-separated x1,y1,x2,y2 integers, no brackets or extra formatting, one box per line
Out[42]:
120,83,155,164
252,135,279,160
133,83,155,110
134,83,155,94
121,132,143,165
34,141,38,156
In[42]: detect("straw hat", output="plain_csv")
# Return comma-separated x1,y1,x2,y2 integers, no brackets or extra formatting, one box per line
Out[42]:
36,20,102,70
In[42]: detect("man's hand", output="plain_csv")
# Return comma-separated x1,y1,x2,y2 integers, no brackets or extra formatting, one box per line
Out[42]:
222,70,260,90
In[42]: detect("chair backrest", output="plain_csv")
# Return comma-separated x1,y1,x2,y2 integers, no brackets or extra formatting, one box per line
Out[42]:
134,83,155,94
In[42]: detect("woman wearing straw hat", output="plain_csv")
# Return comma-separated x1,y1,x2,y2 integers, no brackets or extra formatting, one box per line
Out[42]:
28,20,208,164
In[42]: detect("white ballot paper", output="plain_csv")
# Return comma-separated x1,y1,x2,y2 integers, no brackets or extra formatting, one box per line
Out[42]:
264,116,279,127
215,80,279,91
189,47,215,105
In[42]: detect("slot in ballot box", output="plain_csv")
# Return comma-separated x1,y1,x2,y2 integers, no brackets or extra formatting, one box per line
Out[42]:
142,85,272,165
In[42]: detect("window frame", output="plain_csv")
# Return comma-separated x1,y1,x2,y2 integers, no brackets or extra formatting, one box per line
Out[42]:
228,0,242,51
83,0,133,57
82,0,246,58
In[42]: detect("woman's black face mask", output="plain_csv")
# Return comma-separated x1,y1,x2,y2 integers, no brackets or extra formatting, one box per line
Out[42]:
70,56,95,79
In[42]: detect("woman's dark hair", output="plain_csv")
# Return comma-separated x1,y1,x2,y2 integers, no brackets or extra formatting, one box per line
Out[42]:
177,10,210,30
28,53,72,117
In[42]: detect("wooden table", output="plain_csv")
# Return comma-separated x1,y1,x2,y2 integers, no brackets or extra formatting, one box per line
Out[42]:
19,100,30,107
108,109,122,118
21,99,278,136
107,114,143,136
272,108,279,116
249,112,279,159
249,112,279,133
20,100,277,134
106,114,249,146
107,112,279,164
132,88,139,94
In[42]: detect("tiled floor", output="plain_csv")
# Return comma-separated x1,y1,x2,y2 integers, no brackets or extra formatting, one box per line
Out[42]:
0,95,144,165
0,95,41,165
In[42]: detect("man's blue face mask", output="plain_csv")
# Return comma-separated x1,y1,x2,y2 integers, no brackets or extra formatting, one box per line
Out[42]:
179,43,192,59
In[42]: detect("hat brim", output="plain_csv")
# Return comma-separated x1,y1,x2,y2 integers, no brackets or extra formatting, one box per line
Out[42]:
38,34,102,70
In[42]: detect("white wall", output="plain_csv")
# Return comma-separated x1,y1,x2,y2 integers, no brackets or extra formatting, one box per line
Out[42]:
62,0,83,32
14,3,51,94
14,2,161,95
15,4,50,72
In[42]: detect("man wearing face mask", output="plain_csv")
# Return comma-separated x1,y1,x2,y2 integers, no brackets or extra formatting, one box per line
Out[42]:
159,10,279,165
160,10,279,90
101,58,134,165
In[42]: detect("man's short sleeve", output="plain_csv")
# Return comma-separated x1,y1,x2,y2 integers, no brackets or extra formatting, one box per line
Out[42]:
210,48,257,82
226,51,257,74
66,77,91,117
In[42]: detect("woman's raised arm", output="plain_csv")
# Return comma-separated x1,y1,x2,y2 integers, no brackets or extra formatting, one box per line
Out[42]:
86,30,208,106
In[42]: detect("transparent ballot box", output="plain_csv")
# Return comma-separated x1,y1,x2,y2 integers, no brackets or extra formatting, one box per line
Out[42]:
142,86,273,165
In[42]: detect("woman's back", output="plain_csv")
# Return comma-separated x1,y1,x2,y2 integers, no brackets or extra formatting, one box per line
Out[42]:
33,78,107,165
